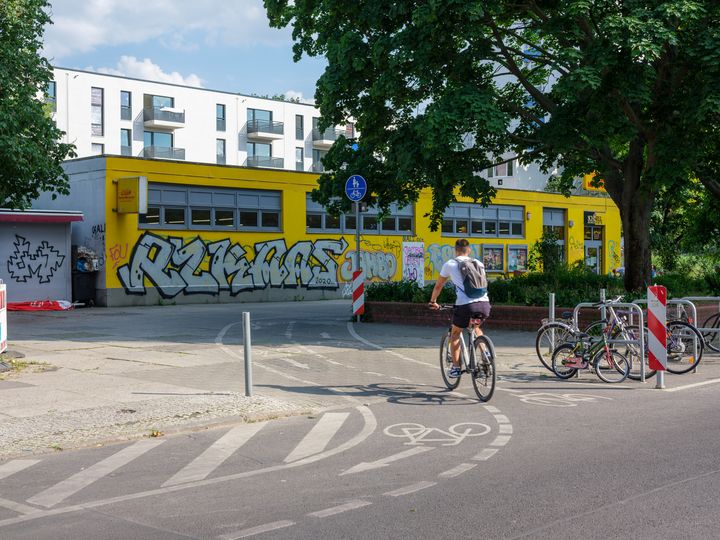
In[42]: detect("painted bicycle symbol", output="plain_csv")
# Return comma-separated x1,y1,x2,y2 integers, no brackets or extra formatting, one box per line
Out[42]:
383,422,491,446
515,393,613,408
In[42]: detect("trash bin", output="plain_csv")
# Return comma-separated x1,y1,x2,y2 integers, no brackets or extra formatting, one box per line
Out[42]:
72,271,97,306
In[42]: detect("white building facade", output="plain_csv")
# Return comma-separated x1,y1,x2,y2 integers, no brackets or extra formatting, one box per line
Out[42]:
49,67,352,173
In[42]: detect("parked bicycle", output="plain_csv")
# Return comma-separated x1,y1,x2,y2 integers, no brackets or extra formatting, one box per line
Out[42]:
551,324,631,383
437,305,496,402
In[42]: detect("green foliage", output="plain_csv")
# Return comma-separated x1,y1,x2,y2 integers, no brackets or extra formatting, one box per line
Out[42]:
365,280,456,304
527,231,563,273
0,0,76,209
265,0,720,291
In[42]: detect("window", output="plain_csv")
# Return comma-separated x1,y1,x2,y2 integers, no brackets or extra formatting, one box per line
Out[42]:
149,95,174,108
139,184,281,231
216,138,226,165
442,203,524,238
91,143,104,155
312,148,327,172
248,108,272,131
46,81,56,112
91,87,104,136
306,194,413,235
120,129,132,156
543,208,566,262
295,115,304,140
144,130,173,148
248,142,271,157
216,104,226,131
295,147,304,171
487,160,514,177
121,91,131,120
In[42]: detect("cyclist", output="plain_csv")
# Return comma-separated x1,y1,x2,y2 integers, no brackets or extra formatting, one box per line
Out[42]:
429,238,491,378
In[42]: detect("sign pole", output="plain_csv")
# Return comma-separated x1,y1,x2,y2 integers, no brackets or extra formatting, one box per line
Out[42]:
355,201,361,322
345,175,367,323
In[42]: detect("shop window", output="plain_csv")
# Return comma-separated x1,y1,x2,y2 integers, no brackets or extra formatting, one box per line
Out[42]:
305,194,413,234
442,203,524,238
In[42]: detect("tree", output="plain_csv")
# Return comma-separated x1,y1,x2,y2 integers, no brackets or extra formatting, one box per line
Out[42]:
0,0,75,209
266,0,720,291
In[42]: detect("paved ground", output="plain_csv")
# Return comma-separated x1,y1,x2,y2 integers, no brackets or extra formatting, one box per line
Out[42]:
1,300,719,539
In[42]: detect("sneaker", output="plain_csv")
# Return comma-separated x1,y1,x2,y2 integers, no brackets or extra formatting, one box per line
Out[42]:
448,366,462,379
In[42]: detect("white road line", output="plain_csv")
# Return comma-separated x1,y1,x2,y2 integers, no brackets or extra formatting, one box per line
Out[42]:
320,332,331,339
493,414,510,424
220,520,295,539
0,497,40,515
483,405,501,413
277,357,310,369
163,423,267,487
438,463,477,478
0,460,40,480
498,424,514,435
347,323,431,367
384,481,437,497
284,413,349,463
472,448,499,461
285,321,295,340
308,500,372,518
391,376,411,382
363,371,384,376
665,378,720,392
340,447,435,475
27,439,164,508
490,435,511,447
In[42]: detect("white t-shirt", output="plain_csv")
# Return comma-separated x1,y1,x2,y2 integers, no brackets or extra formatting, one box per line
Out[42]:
440,256,490,305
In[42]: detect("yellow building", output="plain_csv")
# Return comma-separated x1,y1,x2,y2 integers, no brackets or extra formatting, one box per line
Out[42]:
46,156,621,306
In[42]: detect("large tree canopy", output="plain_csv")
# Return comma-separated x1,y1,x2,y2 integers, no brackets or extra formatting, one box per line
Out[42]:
266,0,720,291
0,0,75,209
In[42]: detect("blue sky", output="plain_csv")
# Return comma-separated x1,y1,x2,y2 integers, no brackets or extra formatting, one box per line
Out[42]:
43,0,326,102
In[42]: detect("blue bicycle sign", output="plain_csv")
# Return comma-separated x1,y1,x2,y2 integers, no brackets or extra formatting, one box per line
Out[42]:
345,175,367,202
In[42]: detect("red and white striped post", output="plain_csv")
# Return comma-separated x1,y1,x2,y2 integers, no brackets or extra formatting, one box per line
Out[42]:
647,285,667,389
0,282,7,354
352,270,364,322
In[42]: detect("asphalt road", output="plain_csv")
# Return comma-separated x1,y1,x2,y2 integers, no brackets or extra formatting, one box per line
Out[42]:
1,302,719,539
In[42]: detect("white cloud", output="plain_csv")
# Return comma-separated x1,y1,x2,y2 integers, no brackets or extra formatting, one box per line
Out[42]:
93,56,204,87
284,90,314,104
43,0,291,59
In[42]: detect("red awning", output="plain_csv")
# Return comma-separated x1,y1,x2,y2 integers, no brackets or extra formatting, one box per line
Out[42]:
0,211,83,223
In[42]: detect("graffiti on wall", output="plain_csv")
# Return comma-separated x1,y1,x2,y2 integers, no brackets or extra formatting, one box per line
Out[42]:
6,235,66,283
116,232,350,297
608,240,621,268
340,251,397,281
427,243,481,275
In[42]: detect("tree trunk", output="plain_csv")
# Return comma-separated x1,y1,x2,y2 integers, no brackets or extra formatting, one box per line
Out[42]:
602,139,654,292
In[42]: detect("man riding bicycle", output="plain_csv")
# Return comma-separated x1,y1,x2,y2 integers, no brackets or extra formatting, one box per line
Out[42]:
429,239,491,378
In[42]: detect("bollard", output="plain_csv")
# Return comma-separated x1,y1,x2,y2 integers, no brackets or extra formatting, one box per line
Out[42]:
242,311,253,397
549,293,555,322
600,288,607,322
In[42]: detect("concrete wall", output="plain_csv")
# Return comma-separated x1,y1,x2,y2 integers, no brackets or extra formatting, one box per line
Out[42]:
0,223,72,302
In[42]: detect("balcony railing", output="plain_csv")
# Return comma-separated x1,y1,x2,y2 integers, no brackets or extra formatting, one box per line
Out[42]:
143,146,185,160
143,107,185,124
312,127,344,143
121,106,132,121
246,156,284,169
247,119,284,136
121,145,132,156
311,162,325,173
216,118,226,131
295,161,305,172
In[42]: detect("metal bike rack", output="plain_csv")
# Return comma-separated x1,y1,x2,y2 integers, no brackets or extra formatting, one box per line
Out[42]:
572,301,647,381
681,297,720,351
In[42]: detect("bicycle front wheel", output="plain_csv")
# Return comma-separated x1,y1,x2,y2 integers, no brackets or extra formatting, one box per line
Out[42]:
471,335,496,402
593,348,630,383
551,343,579,379
535,322,573,372
666,320,704,374
622,325,657,381
701,313,720,353
440,332,461,389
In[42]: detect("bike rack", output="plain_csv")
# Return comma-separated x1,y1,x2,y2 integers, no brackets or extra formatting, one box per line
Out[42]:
681,297,720,347
632,297,703,372
572,302,647,382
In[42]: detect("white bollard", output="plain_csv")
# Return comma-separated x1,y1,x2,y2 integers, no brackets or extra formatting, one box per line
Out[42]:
242,311,253,397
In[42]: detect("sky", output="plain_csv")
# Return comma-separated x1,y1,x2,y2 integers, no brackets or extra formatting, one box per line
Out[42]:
42,0,327,103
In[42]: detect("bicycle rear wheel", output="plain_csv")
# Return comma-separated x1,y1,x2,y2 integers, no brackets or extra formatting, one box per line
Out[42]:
701,313,720,353
666,320,704,374
535,322,573,372
622,325,657,381
440,332,461,389
551,343,579,379
471,335,496,402
593,348,630,383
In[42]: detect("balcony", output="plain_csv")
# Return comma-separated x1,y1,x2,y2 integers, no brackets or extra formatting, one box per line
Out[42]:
295,161,305,172
311,162,325,173
312,127,344,148
246,156,284,169
247,119,285,140
143,146,185,160
121,145,132,157
143,107,185,129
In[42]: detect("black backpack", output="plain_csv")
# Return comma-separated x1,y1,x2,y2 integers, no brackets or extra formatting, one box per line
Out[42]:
455,257,488,298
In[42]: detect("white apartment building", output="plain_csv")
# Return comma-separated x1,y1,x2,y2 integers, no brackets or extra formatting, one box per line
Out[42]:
49,67,352,173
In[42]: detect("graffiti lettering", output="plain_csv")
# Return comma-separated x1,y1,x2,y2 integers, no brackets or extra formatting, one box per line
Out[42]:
117,233,349,297
107,243,129,269
340,251,397,281
6,235,65,284
427,243,481,274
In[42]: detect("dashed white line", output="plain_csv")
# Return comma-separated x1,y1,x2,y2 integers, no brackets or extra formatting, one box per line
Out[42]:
220,520,295,539
384,481,437,497
308,500,372,518
490,435,512,447
493,414,510,424
665,378,720,392
391,376,411,382
0,497,40,515
472,448,499,461
347,323,431,367
363,371,384,376
483,405,501,413
340,447,435,475
0,460,40,480
498,424,513,435
438,463,477,478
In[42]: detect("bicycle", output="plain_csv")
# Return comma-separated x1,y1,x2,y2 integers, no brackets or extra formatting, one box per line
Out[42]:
437,305,496,402
551,324,631,383
535,312,578,372
670,301,720,354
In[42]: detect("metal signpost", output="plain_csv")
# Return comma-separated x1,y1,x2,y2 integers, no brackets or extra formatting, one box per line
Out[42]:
345,175,367,322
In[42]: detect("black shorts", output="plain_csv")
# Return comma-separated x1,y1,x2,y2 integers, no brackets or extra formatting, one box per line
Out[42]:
453,302,491,328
